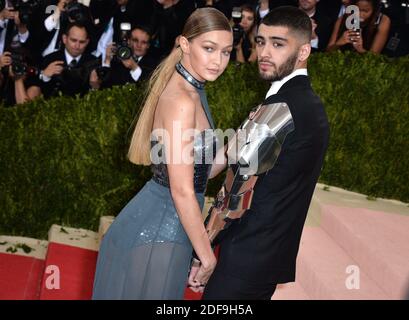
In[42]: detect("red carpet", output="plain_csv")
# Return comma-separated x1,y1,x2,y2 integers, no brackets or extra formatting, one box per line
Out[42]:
0,253,45,300
39,243,98,300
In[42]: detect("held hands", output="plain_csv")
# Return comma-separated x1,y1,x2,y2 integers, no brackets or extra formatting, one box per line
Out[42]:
188,255,217,292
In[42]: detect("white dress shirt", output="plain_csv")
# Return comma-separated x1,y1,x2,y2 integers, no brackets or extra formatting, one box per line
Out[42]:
42,13,61,57
265,68,308,99
0,18,29,55
92,17,114,61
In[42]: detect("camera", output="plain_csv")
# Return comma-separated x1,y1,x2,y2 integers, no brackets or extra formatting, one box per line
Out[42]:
9,41,38,78
232,7,244,47
114,22,133,60
7,0,40,26
63,1,89,24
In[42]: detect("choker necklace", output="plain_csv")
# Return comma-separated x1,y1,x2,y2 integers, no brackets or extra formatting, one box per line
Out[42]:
175,62,205,90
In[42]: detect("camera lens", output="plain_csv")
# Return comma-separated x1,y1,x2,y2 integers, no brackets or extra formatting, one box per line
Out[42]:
117,46,132,60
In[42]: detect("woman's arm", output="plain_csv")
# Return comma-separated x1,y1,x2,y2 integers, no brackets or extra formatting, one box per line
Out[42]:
209,144,227,179
162,95,216,284
370,14,391,54
14,78,41,104
326,17,344,52
247,30,258,63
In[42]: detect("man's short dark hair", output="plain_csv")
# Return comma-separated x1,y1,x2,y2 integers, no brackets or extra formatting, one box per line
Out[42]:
131,24,152,39
64,21,90,38
260,6,312,43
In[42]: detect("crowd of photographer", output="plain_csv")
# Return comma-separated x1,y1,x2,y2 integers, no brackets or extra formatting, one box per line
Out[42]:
0,0,407,107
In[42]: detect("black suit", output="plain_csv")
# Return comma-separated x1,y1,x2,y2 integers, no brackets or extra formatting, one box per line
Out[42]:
102,53,157,88
203,75,329,299
40,49,98,98
310,9,334,52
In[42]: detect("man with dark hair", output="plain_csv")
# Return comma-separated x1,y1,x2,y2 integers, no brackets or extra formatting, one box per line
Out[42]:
199,6,329,299
39,22,98,98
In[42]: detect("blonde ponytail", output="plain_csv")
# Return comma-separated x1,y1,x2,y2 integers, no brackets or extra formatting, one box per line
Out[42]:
128,7,231,166
128,47,182,165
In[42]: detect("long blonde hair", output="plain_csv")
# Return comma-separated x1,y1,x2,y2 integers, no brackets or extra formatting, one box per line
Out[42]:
128,7,231,165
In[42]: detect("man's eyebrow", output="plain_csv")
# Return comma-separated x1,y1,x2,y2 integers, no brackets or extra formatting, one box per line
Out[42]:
268,36,288,42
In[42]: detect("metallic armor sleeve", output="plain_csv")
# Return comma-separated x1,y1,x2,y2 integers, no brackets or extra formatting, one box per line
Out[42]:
205,102,295,243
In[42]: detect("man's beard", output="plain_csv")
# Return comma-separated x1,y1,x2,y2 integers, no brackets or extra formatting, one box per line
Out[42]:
259,50,299,82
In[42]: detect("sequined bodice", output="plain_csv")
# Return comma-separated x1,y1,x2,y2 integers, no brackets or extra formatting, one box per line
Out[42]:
151,130,217,193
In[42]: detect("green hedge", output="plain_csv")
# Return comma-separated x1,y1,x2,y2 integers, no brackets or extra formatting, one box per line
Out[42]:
1,52,408,239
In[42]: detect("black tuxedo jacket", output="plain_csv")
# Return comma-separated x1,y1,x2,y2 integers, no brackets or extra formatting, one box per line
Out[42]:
311,9,334,52
102,53,157,88
40,49,98,98
215,75,329,284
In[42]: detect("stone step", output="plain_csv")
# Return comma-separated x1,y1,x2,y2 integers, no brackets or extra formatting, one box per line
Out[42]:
38,225,99,300
0,236,48,299
297,226,389,300
271,282,310,300
320,204,409,299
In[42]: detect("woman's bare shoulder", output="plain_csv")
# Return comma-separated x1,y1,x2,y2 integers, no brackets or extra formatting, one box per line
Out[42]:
157,89,196,121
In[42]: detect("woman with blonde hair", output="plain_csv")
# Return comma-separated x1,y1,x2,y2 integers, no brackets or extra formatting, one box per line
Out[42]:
92,7,233,300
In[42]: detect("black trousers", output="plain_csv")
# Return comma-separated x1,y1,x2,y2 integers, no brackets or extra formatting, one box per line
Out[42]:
202,267,277,300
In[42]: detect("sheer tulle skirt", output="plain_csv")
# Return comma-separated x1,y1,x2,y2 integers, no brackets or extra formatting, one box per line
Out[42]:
92,179,204,300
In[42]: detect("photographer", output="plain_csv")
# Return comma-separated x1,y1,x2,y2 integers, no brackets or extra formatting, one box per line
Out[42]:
231,5,257,63
0,47,41,106
92,0,153,61
39,0,93,58
0,0,31,56
39,21,98,98
90,24,157,90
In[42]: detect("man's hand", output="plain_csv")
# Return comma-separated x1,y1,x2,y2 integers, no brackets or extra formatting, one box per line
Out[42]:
311,18,318,40
0,8,15,21
0,52,12,68
89,69,101,90
104,43,115,65
12,10,21,26
192,255,216,289
57,0,68,12
121,58,138,71
43,60,64,78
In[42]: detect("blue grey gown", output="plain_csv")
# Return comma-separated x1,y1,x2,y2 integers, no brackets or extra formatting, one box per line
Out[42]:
92,88,216,300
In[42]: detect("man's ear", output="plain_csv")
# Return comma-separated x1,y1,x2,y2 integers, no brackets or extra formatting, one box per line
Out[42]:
62,34,67,46
298,43,311,62
179,36,190,55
